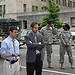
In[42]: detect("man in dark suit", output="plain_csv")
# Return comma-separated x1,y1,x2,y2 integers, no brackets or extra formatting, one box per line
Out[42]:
25,22,45,75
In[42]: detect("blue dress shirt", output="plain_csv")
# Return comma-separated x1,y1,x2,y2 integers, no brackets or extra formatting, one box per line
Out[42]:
0,36,19,60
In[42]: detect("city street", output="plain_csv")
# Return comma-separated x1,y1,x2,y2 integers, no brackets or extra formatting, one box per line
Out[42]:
0,45,75,75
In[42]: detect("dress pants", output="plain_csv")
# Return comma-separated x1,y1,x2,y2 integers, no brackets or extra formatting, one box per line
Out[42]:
3,60,20,75
26,54,43,75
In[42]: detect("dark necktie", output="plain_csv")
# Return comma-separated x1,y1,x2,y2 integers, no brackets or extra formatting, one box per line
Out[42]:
12,40,19,59
34,36,37,42
12,40,16,53
34,35,40,54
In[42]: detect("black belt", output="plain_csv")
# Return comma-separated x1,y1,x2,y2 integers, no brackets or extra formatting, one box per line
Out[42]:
6,59,18,64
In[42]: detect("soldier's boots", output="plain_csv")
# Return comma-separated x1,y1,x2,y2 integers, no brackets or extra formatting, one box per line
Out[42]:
61,63,74,69
48,63,53,69
71,63,74,69
61,64,65,69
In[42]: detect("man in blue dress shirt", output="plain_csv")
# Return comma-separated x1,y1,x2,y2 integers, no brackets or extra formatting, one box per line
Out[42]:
0,26,22,75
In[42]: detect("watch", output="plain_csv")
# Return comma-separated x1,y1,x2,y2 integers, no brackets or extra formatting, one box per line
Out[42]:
12,54,14,57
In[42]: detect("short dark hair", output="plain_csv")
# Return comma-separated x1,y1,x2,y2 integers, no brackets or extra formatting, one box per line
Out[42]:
63,23,70,30
65,24,70,30
9,26,17,32
31,22,38,28
47,20,52,24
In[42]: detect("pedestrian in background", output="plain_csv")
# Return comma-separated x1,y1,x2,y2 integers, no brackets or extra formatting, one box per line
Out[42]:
25,22,45,75
40,20,57,69
0,26,22,75
59,23,74,69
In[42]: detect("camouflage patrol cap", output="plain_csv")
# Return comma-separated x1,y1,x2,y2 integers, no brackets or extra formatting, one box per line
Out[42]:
47,20,52,24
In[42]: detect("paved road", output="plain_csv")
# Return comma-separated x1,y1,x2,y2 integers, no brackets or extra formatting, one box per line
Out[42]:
0,45,75,75
42,45,75,75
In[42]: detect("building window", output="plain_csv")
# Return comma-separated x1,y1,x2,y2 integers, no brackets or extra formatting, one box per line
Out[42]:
32,5,35,12
0,5,2,16
23,20,27,29
71,18,75,27
68,0,72,7
36,6,38,11
63,0,66,6
44,0,46,2
73,2,75,7
41,0,46,2
63,0,64,6
41,7,46,11
2,5,6,17
64,0,66,6
3,5,6,15
56,0,59,4
41,7,44,11
23,4,26,12
32,5,38,12
59,0,60,5
56,0,60,5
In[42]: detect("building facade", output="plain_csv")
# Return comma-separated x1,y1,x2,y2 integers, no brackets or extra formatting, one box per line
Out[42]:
54,0,75,8
0,0,75,31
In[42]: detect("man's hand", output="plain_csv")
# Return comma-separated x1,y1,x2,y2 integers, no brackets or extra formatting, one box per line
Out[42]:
13,53,19,57
29,41,32,43
51,24,54,27
20,65,22,71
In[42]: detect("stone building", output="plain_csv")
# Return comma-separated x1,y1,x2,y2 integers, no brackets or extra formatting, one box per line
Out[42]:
54,0,75,31
0,0,75,31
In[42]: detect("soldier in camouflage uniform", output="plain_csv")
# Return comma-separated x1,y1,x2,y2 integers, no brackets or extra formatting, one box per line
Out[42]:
59,23,74,69
40,20,57,68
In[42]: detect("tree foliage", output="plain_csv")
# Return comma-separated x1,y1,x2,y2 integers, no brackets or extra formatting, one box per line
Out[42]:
40,0,63,28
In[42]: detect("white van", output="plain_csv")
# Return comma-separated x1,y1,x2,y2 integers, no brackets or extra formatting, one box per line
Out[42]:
71,32,75,46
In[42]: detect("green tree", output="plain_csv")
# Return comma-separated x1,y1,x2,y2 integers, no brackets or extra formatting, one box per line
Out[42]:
40,0,63,28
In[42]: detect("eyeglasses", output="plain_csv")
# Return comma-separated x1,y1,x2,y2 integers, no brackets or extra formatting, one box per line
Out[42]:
13,32,18,34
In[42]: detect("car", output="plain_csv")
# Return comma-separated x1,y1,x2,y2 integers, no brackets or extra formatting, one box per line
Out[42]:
0,37,2,47
71,32,75,46
21,30,31,40
19,30,31,46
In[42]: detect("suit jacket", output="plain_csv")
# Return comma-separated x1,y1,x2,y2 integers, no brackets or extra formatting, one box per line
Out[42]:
25,32,45,62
